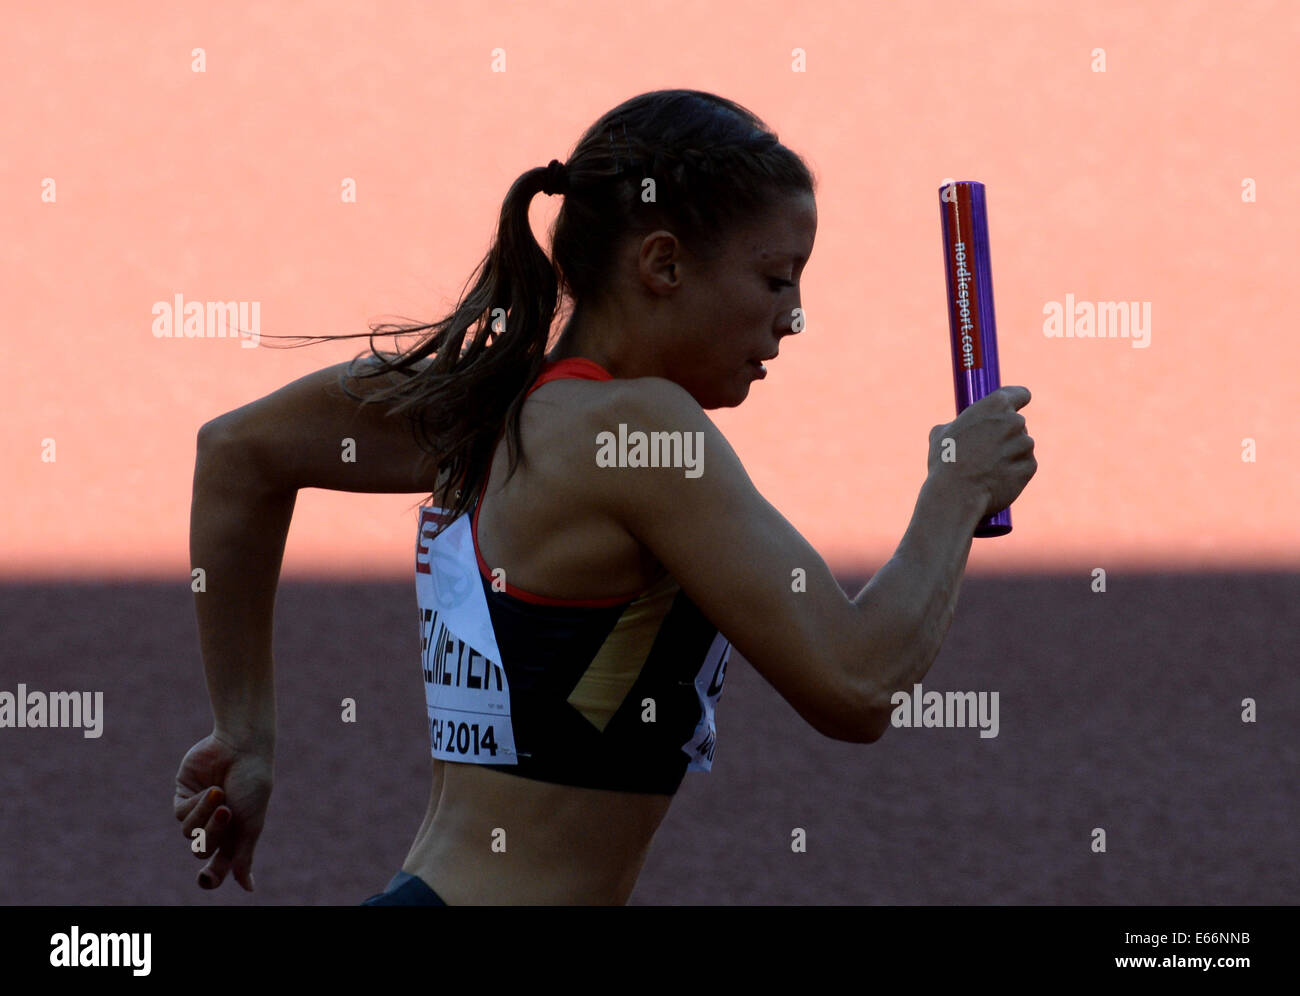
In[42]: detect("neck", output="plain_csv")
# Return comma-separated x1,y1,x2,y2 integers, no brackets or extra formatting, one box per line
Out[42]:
549,309,623,376
549,303,672,382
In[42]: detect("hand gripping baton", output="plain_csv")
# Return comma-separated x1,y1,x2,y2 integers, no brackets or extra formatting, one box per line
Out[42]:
939,179,1012,537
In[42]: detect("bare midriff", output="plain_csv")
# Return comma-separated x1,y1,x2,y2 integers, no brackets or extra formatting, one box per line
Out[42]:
401,760,675,904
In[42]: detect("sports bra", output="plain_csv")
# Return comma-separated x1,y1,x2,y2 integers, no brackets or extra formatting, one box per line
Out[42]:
412,357,731,795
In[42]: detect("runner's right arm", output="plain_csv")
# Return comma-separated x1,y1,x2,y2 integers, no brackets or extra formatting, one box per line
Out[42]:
192,358,441,749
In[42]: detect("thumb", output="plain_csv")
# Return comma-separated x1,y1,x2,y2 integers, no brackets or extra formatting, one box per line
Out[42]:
996,385,1031,409
233,866,256,892
230,837,259,892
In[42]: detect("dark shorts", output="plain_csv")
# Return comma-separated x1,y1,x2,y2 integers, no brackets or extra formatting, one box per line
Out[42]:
360,870,449,906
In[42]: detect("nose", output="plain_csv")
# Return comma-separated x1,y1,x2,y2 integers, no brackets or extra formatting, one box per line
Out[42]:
780,303,805,337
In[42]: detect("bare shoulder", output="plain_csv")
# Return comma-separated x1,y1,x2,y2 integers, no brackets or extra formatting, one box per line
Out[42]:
576,375,720,445
571,373,885,743
604,374,703,415
523,373,717,467
549,374,741,497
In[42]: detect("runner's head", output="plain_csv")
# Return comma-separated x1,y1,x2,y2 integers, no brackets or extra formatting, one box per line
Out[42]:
551,90,818,408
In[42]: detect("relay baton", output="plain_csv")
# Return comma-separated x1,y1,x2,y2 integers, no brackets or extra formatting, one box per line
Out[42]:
939,179,1012,538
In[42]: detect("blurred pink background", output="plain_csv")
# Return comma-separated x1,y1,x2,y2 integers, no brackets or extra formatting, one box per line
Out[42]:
4,0,1296,579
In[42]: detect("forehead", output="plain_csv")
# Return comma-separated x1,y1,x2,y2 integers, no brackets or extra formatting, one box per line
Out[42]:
736,190,817,263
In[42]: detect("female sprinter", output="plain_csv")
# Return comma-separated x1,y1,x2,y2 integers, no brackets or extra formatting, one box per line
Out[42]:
172,88,1036,905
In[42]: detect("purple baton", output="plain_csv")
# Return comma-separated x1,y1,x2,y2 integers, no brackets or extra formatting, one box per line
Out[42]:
939,179,1011,538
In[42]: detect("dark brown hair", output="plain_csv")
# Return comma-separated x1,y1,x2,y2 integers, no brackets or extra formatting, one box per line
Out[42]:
267,88,815,529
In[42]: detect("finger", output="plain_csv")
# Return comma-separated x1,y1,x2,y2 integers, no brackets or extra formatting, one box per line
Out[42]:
180,787,223,837
192,803,232,860
199,844,235,890
173,783,206,821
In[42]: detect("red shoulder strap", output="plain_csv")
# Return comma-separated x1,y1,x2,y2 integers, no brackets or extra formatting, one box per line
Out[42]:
526,357,612,397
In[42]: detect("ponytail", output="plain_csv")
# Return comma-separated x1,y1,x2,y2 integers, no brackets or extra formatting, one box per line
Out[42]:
254,89,815,532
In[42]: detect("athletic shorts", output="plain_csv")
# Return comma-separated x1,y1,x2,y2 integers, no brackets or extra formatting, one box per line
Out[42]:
360,870,449,906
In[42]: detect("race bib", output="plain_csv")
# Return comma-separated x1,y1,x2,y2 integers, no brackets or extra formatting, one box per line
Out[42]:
681,631,730,770
415,508,518,764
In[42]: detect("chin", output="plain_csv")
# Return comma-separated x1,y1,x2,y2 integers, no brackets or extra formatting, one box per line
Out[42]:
699,385,750,410
681,369,754,409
